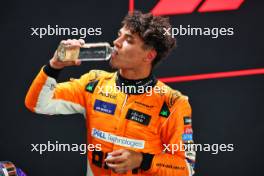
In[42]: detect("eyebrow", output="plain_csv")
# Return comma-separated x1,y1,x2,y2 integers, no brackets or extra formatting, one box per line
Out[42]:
118,30,134,39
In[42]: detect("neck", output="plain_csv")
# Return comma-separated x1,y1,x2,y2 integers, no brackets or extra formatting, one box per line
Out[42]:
116,67,157,95
119,67,151,80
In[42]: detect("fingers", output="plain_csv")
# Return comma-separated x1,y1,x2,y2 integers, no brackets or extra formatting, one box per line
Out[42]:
61,60,81,66
60,39,85,48
78,39,85,45
49,59,81,69
108,149,125,156
105,149,126,163
50,39,84,69
105,155,125,164
108,163,128,174
105,149,130,174
106,163,127,174
106,163,123,169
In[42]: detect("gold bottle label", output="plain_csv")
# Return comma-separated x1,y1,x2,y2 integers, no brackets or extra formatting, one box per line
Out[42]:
56,44,80,61
56,42,111,61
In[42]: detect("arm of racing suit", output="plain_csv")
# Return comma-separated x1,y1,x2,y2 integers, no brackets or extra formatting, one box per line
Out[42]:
141,96,195,175
25,64,92,115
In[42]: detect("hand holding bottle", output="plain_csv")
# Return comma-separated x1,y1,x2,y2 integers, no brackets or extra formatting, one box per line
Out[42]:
50,39,113,69
50,39,84,69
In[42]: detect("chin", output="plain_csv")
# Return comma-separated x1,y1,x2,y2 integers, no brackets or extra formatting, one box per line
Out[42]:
109,59,118,69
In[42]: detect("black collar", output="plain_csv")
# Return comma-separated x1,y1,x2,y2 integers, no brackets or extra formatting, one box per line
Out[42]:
116,71,157,95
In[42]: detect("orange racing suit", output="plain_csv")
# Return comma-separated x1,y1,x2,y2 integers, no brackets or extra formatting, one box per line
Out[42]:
25,65,196,176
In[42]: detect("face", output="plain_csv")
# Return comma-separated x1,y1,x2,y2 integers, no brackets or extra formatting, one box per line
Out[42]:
110,26,151,70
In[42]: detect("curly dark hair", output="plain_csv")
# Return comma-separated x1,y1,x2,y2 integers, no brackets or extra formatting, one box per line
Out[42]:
122,10,176,67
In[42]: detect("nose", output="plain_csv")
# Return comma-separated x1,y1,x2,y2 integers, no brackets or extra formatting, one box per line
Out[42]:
113,36,123,49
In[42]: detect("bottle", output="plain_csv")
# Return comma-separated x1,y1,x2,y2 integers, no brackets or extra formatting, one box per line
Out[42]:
56,42,113,62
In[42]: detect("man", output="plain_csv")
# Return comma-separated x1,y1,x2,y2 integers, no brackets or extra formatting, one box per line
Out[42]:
25,11,195,175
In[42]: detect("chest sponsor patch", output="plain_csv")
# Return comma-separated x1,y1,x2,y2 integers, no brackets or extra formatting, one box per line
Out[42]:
134,101,154,109
182,133,193,141
92,128,145,149
184,126,193,134
184,116,192,125
85,80,99,93
159,102,170,118
99,92,117,99
94,99,116,115
126,109,151,126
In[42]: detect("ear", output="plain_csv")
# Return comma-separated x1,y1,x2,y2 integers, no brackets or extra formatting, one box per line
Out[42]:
145,49,157,62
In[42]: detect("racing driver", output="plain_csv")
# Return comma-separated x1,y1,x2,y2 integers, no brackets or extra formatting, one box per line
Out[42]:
25,11,196,176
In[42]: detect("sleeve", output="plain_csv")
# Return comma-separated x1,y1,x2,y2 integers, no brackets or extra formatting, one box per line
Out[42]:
143,96,195,175
25,66,92,115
